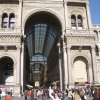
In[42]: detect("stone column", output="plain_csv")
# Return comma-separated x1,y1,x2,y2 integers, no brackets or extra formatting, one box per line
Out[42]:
14,64,17,85
21,44,24,92
57,42,62,90
16,46,21,84
86,2,92,29
72,65,74,86
67,46,72,87
91,46,97,84
62,34,68,89
63,44,68,89
87,64,93,84
64,1,68,28
18,0,22,27
14,46,21,96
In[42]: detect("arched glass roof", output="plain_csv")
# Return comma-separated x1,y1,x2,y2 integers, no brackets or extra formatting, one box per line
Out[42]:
26,24,57,61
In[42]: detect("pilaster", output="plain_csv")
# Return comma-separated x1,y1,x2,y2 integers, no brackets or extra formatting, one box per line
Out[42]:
16,45,21,85
18,0,22,28
86,2,92,30
57,42,62,90
67,46,73,86
21,43,24,92
87,64,93,84
91,45,98,84
13,46,21,95
62,33,68,89
64,1,68,28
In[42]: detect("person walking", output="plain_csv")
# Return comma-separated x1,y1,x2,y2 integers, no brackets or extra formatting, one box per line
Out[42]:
33,88,37,100
68,89,73,100
94,88,100,100
27,89,31,100
5,92,12,100
42,89,47,100
80,89,85,100
73,90,80,100
24,89,27,100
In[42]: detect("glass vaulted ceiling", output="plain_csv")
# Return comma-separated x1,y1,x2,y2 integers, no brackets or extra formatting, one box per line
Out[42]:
26,24,57,61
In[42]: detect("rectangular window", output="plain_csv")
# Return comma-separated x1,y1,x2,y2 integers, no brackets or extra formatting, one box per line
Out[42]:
10,23,14,29
71,23,76,29
3,22,7,28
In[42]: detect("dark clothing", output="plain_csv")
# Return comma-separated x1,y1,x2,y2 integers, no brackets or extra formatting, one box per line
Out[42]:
59,93,65,100
66,89,68,96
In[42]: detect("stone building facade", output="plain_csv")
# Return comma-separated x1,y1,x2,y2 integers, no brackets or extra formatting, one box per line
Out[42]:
0,0,100,95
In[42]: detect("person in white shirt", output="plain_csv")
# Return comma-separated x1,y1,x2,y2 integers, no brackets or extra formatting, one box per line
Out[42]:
49,86,60,100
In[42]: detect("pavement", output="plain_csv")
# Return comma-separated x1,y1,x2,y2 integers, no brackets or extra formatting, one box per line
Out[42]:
1,95,93,100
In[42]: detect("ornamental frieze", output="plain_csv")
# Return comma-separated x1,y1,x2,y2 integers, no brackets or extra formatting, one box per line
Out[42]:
0,35,22,43
23,2,63,8
65,35,95,43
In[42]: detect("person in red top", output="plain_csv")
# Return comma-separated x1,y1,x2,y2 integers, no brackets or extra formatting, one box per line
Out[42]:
27,89,31,100
5,92,12,100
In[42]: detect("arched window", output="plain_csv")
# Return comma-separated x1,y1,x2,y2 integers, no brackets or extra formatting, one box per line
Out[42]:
71,15,76,29
9,13,15,29
2,13,8,28
77,15,82,29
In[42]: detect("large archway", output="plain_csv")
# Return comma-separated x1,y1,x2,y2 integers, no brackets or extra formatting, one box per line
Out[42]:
73,56,88,85
0,56,14,92
24,11,62,88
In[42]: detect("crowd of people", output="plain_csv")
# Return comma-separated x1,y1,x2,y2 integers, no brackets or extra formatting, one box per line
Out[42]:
0,86,100,100
23,86,100,100
0,89,12,100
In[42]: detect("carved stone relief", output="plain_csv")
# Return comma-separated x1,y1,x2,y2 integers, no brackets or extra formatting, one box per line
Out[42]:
0,35,22,43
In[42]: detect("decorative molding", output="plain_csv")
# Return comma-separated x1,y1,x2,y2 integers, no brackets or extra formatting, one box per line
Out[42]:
79,46,82,52
22,8,65,31
0,35,22,43
65,35,95,43
0,53,16,65
91,45,95,51
16,45,21,51
23,2,63,8
4,46,7,52
67,45,71,51
71,52,91,65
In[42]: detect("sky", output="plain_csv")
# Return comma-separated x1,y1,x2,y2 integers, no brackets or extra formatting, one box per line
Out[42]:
89,0,100,24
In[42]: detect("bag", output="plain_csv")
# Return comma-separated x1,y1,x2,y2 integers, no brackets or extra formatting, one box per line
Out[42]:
84,95,87,99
